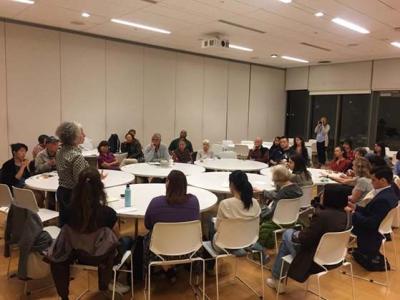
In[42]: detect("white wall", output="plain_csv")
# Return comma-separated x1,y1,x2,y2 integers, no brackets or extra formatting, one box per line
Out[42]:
0,21,287,163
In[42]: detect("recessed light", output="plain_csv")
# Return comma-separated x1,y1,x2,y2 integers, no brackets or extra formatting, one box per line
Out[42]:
81,12,90,18
229,44,253,52
331,17,370,34
111,18,171,34
281,55,309,63
391,41,400,48
12,0,34,4
271,54,278,58
279,0,292,3
315,12,324,17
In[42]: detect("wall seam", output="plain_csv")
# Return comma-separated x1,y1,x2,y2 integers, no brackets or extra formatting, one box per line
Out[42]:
3,22,10,156
58,31,62,123
104,40,107,139
225,62,230,140
247,65,252,139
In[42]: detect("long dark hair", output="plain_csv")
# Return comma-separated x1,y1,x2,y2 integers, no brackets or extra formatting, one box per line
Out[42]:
292,136,305,149
229,170,253,210
374,142,386,158
166,170,188,204
69,167,107,233
290,154,311,180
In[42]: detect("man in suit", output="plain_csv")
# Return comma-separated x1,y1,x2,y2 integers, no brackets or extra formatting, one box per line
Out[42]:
350,166,398,269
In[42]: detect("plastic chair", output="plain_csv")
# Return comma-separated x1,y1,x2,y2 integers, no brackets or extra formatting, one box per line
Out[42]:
114,152,128,164
120,158,138,167
217,151,237,159
202,217,264,300
12,187,59,223
0,184,13,215
240,140,254,146
272,198,301,253
146,221,205,300
212,144,223,155
277,228,354,300
234,144,250,158
392,205,400,228
299,185,314,209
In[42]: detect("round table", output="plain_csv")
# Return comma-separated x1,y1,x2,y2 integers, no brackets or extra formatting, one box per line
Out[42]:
260,167,336,185
25,170,135,192
121,162,205,178
187,172,274,193
105,183,218,218
194,158,268,172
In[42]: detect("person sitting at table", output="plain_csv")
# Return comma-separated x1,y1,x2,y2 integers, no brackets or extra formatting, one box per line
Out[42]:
247,137,269,164
287,154,313,187
342,140,355,161
0,143,31,189
290,137,310,166
354,147,368,160
266,184,351,292
172,139,192,163
168,129,193,154
394,151,400,176
144,170,200,283
56,121,89,227
328,146,352,173
35,136,59,174
50,167,130,300
196,139,214,160
269,136,281,166
120,131,144,162
349,167,398,271
97,141,120,170
144,133,170,162
370,142,392,166
32,134,49,159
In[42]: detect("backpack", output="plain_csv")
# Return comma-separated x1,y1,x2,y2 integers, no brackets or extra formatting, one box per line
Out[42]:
108,134,120,153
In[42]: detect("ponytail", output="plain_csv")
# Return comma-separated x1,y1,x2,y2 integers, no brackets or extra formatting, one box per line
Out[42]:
229,170,253,210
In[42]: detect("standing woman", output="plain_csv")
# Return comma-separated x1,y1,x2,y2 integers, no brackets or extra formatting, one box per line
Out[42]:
55,122,88,227
314,117,330,167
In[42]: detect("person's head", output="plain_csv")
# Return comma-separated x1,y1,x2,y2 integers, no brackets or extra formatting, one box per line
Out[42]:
272,165,291,188
45,136,59,154
166,170,188,205
279,136,289,150
396,150,400,161
125,133,134,143
229,170,254,210
202,139,210,152
11,143,28,161
97,140,109,154
371,167,393,189
179,130,187,139
352,157,371,178
69,167,106,233
178,139,186,152
289,154,309,176
333,146,345,159
321,184,350,210
342,140,353,153
37,134,49,147
374,142,386,157
354,147,367,159
151,133,161,147
320,117,328,126
56,121,84,146
128,129,136,137
294,136,305,148
368,155,388,168
254,137,263,148
273,136,281,146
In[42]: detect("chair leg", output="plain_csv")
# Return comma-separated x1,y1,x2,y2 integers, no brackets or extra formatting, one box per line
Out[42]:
349,263,355,300
317,275,322,299
7,253,12,278
274,232,279,254
392,232,398,269
130,255,134,300
259,251,265,300
112,269,117,300
382,240,389,287
148,264,152,300
215,257,220,300
277,260,285,300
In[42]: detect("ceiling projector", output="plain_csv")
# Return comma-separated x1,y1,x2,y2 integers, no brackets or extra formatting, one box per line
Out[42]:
201,38,230,49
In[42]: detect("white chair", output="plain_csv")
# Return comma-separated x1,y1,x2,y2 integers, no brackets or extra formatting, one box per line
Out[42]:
202,218,264,300
272,198,301,253
392,205,400,228
276,228,354,300
299,185,314,209
12,187,59,223
310,142,317,155
0,184,13,215
217,151,237,159
120,158,138,167
114,152,128,164
146,221,205,300
212,144,224,155
240,140,254,146
234,144,249,158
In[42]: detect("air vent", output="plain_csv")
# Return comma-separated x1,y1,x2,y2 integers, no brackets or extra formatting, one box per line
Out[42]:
141,0,158,3
300,42,331,52
318,60,331,64
71,21,85,26
218,20,266,34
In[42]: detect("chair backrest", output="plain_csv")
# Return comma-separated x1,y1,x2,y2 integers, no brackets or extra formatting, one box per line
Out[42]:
313,228,352,267
272,198,301,226
215,217,260,250
234,144,249,157
0,184,13,208
150,221,202,257
392,205,400,228
212,144,223,155
114,152,128,164
217,151,237,159
299,185,314,209
120,158,138,167
222,140,233,146
12,187,39,213
311,142,317,153
379,206,398,235
241,140,254,146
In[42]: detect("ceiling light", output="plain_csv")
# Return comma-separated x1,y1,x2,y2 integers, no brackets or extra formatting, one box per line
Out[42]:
281,55,309,63
229,44,253,52
111,18,171,34
391,41,400,48
331,17,370,34
270,54,278,58
315,12,324,17
279,0,292,3
12,0,35,4
81,12,90,18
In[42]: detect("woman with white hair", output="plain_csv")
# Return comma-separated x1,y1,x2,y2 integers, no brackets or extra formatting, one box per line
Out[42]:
55,121,88,227
196,139,214,160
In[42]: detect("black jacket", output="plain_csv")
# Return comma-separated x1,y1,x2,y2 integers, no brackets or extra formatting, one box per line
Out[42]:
0,159,30,189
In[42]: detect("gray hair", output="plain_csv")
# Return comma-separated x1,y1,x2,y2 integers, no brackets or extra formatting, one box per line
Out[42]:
272,165,291,187
152,133,161,140
56,121,81,146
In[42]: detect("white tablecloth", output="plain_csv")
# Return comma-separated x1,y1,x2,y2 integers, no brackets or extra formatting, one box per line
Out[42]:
25,170,135,192
121,162,205,178
187,172,274,193
194,158,268,172
106,183,218,218
260,167,336,185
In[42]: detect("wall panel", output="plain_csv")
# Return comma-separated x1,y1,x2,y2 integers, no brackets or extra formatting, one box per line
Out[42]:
372,59,400,91
0,22,8,163
286,66,309,90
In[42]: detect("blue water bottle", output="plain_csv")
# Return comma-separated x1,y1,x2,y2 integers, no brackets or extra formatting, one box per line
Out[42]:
124,184,131,207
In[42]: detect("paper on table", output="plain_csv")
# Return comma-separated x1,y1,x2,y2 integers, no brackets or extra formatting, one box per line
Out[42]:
117,207,138,213
106,196,120,203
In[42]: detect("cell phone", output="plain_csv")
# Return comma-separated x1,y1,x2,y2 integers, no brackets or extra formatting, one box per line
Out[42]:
120,194,125,198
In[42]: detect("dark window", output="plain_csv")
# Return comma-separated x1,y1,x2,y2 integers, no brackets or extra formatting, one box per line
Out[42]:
377,91,400,149
285,90,309,139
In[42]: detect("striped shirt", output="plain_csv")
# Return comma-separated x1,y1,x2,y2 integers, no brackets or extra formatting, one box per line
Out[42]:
56,145,88,189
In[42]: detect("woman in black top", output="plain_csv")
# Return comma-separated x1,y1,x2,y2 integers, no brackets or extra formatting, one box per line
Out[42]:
121,132,144,161
290,136,310,166
0,143,30,189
